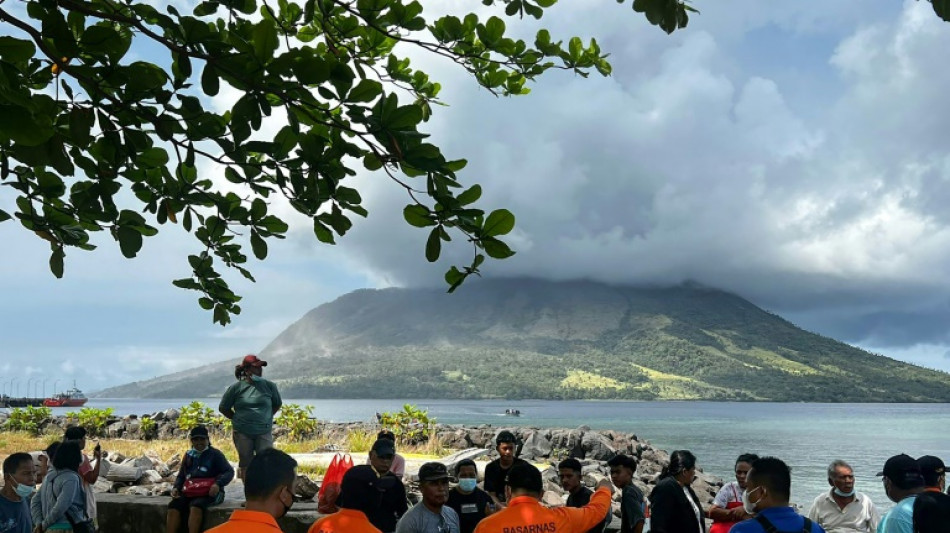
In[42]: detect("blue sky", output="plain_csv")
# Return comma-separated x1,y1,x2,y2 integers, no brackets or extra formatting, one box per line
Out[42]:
3,1,950,395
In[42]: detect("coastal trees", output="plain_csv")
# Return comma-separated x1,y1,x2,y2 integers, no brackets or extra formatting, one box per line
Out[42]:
0,0,694,325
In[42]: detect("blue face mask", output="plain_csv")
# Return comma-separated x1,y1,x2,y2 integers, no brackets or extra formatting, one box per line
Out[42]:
13,480,35,498
833,487,855,498
250,374,262,382
458,478,477,492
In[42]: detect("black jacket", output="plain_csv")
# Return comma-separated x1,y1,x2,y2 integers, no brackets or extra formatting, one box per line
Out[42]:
173,447,235,491
648,477,706,533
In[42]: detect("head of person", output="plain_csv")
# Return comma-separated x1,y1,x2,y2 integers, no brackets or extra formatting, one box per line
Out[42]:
744,457,791,513
661,450,698,486
189,426,211,453
32,452,49,484
505,463,543,501
52,440,83,473
244,448,298,518
918,455,946,492
878,454,925,502
607,454,637,489
369,438,396,475
2,453,36,499
63,426,87,450
495,431,517,464
235,354,267,380
339,465,385,514
45,442,61,468
827,460,855,497
418,462,454,509
377,429,396,443
455,459,479,494
558,458,584,494
735,453,758,490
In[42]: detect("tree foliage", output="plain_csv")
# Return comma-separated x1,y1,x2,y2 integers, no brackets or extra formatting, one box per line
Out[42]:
0,0,696,324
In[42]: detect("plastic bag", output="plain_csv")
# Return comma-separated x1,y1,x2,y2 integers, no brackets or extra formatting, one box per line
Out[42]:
317,453,353,513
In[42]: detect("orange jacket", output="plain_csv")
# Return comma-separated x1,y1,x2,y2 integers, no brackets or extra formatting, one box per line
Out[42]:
309,509,383,533
205,510,283,533
474,487,612,533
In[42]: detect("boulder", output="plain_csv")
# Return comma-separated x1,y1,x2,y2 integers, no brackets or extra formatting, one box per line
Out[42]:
294,475,319,501
92,478,117,494
581,432,617,461
541,466,560,486
541,490,565,507
106,421,126,439
152,482,174,496
520,431,553,460
439,448,490,474
140,470,164,485
106,464,143,483
164,408,180,421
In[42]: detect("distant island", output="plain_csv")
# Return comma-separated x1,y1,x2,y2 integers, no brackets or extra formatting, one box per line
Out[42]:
95,278,950,402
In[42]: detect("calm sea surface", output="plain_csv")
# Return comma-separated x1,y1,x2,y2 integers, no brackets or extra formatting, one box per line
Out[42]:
39,399,950,510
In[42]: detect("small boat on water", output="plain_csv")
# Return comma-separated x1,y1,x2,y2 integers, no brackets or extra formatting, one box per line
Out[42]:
43,387,89,407
504,408,522,416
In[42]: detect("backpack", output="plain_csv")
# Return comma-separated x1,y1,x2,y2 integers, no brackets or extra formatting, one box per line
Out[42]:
754,514,814,533
912,491,950,533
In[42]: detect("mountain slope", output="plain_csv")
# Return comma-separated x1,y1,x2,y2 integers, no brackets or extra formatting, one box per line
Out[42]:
95,279,950,401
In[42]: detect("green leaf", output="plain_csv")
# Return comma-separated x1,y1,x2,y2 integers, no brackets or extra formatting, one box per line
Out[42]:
482,237,515,259
0,209,10,223
250,231,267,260
482,209,515,237
313,220,335,243
201,65,220,96
0,105,54,146
403,204,435,227
0,37,36,62
348,79,383,103
457,184,482,206
117,226,144,258
425,227,441,262
68,107,95,146
253,19,280,61
48,246,66,279
138,147,169,168
364,153,384,171
934,0,950,21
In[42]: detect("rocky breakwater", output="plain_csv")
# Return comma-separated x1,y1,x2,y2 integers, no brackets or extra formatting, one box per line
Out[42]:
2,410,724,513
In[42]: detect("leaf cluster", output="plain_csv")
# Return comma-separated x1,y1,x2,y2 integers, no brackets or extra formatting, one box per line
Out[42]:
378,402,434,444
3,406,53,435
0,0,694,324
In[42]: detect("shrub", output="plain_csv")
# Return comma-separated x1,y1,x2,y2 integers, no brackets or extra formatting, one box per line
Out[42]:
177,401,229,435
4,406,53,435
378,404,435,444
75,407,114,437
275,404,317,441
140,415,157,440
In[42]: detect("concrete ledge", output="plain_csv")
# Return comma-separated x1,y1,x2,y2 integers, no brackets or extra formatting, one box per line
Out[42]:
97,493,323,533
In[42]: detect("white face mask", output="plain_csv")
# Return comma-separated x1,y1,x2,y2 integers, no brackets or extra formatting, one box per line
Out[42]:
833,487,855,498
742,486,762,514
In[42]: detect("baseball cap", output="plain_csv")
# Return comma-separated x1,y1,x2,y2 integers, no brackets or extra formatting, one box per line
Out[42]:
418,462,455,483
242,354,267,367
877,454,925,489
917,455,946,487
189,426,209,439
371,439,396,457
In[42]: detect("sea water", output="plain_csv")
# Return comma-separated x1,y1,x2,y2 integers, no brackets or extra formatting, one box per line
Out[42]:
40,399,950,510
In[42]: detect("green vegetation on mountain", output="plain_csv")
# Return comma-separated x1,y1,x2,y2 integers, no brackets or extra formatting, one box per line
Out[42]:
96,279,950,402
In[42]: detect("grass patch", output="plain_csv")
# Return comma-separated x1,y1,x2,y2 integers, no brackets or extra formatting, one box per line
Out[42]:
560,370,629,390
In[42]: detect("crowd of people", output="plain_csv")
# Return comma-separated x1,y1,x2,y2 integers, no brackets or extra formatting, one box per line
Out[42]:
3,355,950,533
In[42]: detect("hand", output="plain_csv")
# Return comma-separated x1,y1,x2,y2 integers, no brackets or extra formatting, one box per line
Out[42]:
730,507,750,520
209,484,220,497
171,488,181,499
93,448,102,461
596,477,615,494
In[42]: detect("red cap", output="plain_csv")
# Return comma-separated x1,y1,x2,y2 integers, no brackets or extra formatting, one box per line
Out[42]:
242,354,267,367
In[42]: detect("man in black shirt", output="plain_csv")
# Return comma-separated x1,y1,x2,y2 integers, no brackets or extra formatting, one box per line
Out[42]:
447,460,495,533
607,455,645,533
359,438,409,533
559,458,611,533
483,431,529,507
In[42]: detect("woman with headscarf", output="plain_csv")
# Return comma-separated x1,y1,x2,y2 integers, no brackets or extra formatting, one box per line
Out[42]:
218,354,282,480
33,441,92,533
648,450,706,533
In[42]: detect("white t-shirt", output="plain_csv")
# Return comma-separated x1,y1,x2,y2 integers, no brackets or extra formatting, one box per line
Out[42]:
713,481,743,508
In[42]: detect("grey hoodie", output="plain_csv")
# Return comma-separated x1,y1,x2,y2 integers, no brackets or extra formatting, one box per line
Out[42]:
30,468,86,529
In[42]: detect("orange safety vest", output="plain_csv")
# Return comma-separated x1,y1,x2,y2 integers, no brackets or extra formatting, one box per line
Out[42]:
474,487,612,533
308,508,383,533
